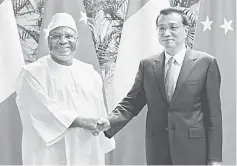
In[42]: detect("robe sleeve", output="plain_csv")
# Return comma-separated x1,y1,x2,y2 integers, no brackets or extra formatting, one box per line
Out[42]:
16,69,78,146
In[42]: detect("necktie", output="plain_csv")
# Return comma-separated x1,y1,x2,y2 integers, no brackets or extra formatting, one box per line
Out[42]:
165,57,176,102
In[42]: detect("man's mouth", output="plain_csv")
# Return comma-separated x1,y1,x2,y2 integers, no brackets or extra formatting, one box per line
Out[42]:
56,47,71,54
163,39,173,41
58,47,70,50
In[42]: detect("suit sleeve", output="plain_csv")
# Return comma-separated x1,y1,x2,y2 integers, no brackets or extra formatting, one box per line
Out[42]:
205,58,222,162
105,60,147,138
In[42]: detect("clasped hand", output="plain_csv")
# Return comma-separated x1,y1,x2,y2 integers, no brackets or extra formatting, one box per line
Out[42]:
85,118,110,136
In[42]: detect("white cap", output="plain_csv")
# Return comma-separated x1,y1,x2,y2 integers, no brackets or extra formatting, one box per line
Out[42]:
47,13,77,36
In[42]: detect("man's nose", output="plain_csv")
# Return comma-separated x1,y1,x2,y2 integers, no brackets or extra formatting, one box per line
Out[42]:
59,37,68,45
163,28,171,36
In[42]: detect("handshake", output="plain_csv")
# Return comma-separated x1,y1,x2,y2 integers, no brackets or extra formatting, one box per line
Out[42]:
75,117,111,136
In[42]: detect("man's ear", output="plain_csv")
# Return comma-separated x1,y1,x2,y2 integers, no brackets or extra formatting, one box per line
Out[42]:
48,37,52,50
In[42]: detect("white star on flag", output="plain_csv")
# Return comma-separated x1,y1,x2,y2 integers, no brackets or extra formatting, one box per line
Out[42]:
201,16,213,32
79,11,87,24
220,18,234,34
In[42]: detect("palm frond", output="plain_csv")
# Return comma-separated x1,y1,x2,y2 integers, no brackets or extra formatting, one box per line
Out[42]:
175,2,200,27
174,2,201,48
17,24,40,42
185,26,196,48
12,0,32,16
16,10,35,16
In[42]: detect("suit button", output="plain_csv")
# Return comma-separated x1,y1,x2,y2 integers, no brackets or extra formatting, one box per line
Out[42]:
165,128,168,131
169,108,172,111
168,111,171,115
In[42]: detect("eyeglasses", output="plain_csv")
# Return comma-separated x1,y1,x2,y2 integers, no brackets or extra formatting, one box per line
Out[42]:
157,24,184,33
48,34,78,41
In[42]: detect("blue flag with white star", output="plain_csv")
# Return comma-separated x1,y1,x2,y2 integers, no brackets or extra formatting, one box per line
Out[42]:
193,0,236,164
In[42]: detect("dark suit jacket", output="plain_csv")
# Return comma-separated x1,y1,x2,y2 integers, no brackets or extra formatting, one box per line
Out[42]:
105,49,222,165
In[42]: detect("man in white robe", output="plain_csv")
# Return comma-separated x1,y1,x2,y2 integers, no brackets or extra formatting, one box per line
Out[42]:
16,13,115,165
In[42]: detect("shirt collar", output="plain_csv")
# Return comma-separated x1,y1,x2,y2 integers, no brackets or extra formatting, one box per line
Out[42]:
165,45,186,66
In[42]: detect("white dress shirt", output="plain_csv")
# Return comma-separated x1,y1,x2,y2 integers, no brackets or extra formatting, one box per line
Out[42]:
164,45,187,92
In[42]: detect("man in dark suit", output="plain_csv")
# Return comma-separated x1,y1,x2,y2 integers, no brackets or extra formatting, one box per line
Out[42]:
97,7,222,165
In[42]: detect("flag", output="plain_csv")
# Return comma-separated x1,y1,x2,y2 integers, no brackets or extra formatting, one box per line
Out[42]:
193,0,236,164
0,0,24,164
36,0,101,74
106,0,170,164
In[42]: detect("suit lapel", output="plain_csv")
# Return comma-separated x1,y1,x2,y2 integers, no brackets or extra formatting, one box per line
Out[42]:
171,48,197,103
152,51,168,104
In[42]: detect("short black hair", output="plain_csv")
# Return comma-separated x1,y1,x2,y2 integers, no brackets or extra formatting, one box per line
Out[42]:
156,7,190,27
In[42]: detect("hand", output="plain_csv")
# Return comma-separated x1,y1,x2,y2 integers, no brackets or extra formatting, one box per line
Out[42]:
208,161,222,166
97,118,111,132
73,117,99,134
81,118,100,136
90,118,111,136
